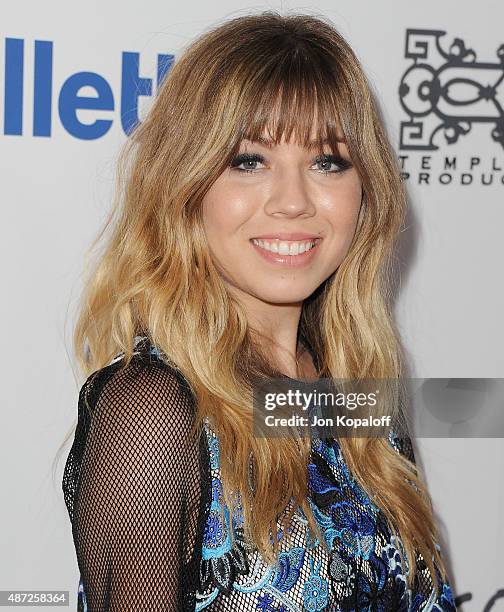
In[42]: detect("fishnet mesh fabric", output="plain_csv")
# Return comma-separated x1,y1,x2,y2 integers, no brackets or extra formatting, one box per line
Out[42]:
62,345,211,611
62,339,456,611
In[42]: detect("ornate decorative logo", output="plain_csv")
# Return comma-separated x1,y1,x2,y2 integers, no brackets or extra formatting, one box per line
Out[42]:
399,29,504,150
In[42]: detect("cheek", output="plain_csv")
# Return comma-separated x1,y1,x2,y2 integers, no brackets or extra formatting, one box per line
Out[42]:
203,190,235,241
202,182,255,256
327,180,362,229
325,181,362,253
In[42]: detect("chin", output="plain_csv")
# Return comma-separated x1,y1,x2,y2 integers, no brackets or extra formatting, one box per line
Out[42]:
252,285,318,305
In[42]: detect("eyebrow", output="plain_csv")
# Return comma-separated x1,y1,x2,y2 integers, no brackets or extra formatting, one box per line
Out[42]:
243,136,346,149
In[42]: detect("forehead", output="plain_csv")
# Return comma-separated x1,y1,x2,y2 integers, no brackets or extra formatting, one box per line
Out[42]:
235,79,350,151
241,134,346,150
241,111,346,151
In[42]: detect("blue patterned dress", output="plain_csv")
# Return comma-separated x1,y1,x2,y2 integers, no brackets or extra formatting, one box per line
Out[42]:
66,338,457,611
191,418,456,611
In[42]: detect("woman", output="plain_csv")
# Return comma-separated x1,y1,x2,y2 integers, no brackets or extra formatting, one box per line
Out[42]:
61,11,458,611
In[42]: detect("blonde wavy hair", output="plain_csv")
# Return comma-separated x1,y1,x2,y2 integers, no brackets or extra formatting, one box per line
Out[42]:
63,10,449,591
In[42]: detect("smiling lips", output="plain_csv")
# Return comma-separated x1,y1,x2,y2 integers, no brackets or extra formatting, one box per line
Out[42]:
249,236,323,268
251,237,319,255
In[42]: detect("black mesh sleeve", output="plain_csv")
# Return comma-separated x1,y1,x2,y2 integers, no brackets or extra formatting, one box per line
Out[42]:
62,352,210,611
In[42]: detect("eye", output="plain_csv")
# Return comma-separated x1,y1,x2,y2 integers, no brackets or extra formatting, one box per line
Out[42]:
229,153,265,174
229,152,353,175
312,154,353,175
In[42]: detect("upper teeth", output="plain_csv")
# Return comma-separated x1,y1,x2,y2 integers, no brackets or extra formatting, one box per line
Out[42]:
252,238,318,255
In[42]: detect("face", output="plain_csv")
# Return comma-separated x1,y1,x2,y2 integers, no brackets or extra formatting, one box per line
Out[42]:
201,125,363,307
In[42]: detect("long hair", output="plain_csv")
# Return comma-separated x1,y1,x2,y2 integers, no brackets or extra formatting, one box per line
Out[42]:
65,10,448,590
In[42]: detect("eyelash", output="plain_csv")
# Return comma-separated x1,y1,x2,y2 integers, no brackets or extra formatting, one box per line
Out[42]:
229,152,353,175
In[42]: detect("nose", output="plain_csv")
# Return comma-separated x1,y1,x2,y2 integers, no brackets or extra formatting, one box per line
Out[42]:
263,168,316,218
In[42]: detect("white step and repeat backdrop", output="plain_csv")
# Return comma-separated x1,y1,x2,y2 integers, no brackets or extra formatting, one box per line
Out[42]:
2,1,503,610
